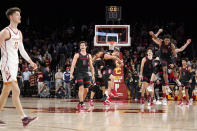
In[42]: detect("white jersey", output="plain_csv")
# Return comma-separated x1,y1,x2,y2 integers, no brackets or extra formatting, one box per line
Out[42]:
1,27,20,66
0,26,31,82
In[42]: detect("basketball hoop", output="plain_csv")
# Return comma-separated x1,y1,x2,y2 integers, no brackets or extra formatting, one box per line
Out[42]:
108,41,116,50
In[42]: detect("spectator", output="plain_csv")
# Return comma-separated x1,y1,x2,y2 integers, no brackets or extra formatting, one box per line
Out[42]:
37,51,42,62
55,86,66,98
29,71,38,97
40,82,50,98
43,66,52,89
130,65,140,101
37,68,44,97
44,50,52,62
63,59,71,71
22,67,31,97
125,73,132,99
17,67,23,93
63,67,71,98
55,68,63,90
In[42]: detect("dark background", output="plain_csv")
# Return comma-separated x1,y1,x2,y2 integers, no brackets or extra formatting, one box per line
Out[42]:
0,0,197,55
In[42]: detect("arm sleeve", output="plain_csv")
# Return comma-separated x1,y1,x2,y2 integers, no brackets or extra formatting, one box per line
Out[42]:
18,42,31,62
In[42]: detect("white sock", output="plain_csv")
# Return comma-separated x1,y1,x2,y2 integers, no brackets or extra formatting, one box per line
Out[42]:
105,90,109,97
21,114,27,119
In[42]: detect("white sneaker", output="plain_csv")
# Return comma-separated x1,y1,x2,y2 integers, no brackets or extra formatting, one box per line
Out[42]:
189,98,193,105
162,99,167,106
153,99,157,103
155,100,162,105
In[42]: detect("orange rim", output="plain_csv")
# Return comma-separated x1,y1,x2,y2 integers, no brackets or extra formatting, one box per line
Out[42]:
108,41,115,45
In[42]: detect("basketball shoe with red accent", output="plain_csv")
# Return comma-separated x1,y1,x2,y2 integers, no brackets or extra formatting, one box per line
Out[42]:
103,97,111,106
150,101,154,106
185,100,189,106
111,89,118,97
88,99,94,107
77,104,87,111
140,99,145,105
178,100,183,106
22,117,38,127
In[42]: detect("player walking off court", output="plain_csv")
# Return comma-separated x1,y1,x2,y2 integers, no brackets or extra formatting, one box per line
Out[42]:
0,7,38,127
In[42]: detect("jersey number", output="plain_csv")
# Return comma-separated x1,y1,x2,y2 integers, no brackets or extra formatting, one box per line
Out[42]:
162,48,168,53
14,42,18,49
83,60,86,65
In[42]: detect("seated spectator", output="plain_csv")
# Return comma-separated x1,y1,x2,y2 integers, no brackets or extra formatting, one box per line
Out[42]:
40,83,50,98
55,86,66,98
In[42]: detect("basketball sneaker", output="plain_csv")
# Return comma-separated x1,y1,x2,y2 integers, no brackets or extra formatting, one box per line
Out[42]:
111,89,118,97
77,104,87,111
178,100,183,106
22,116,38,127
88,99,94,107
103,97,111,106
155,100,162,105
140,99,145,105
101,94,107,102
185,100,189,106
153,99,156,103
0,120,6,126
150,98,154,106
189,98,193,105
162,98,167,106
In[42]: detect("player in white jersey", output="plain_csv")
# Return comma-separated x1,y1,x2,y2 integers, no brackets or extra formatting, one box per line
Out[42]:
0,7,38,127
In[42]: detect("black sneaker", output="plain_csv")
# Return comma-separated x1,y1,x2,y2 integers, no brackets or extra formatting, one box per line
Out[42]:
101,94,107,102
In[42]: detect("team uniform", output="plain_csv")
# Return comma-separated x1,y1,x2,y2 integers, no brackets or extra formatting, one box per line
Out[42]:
180,66,191,89
160,42,173,67
142,57,153,83
92,59,104,91
0,27,30,83
102,56,116,89
88,59,105,107
152,59,165,86
75,52,91,88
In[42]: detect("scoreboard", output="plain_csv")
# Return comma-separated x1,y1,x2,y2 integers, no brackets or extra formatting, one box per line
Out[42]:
106,6,122,20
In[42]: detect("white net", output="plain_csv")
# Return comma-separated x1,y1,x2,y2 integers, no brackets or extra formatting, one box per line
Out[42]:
108,41,116,50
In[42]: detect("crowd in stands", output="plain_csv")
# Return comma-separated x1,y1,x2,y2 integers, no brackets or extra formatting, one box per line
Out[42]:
0,20,196,100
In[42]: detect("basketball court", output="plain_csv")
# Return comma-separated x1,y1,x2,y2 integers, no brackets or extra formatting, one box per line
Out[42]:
0,3,197,131
1,98,197,131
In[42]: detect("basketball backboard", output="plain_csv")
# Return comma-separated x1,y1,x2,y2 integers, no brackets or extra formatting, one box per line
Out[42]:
94,25,131,49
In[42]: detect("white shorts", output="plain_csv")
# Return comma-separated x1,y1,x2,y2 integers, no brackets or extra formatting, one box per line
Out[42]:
1,63,18,82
